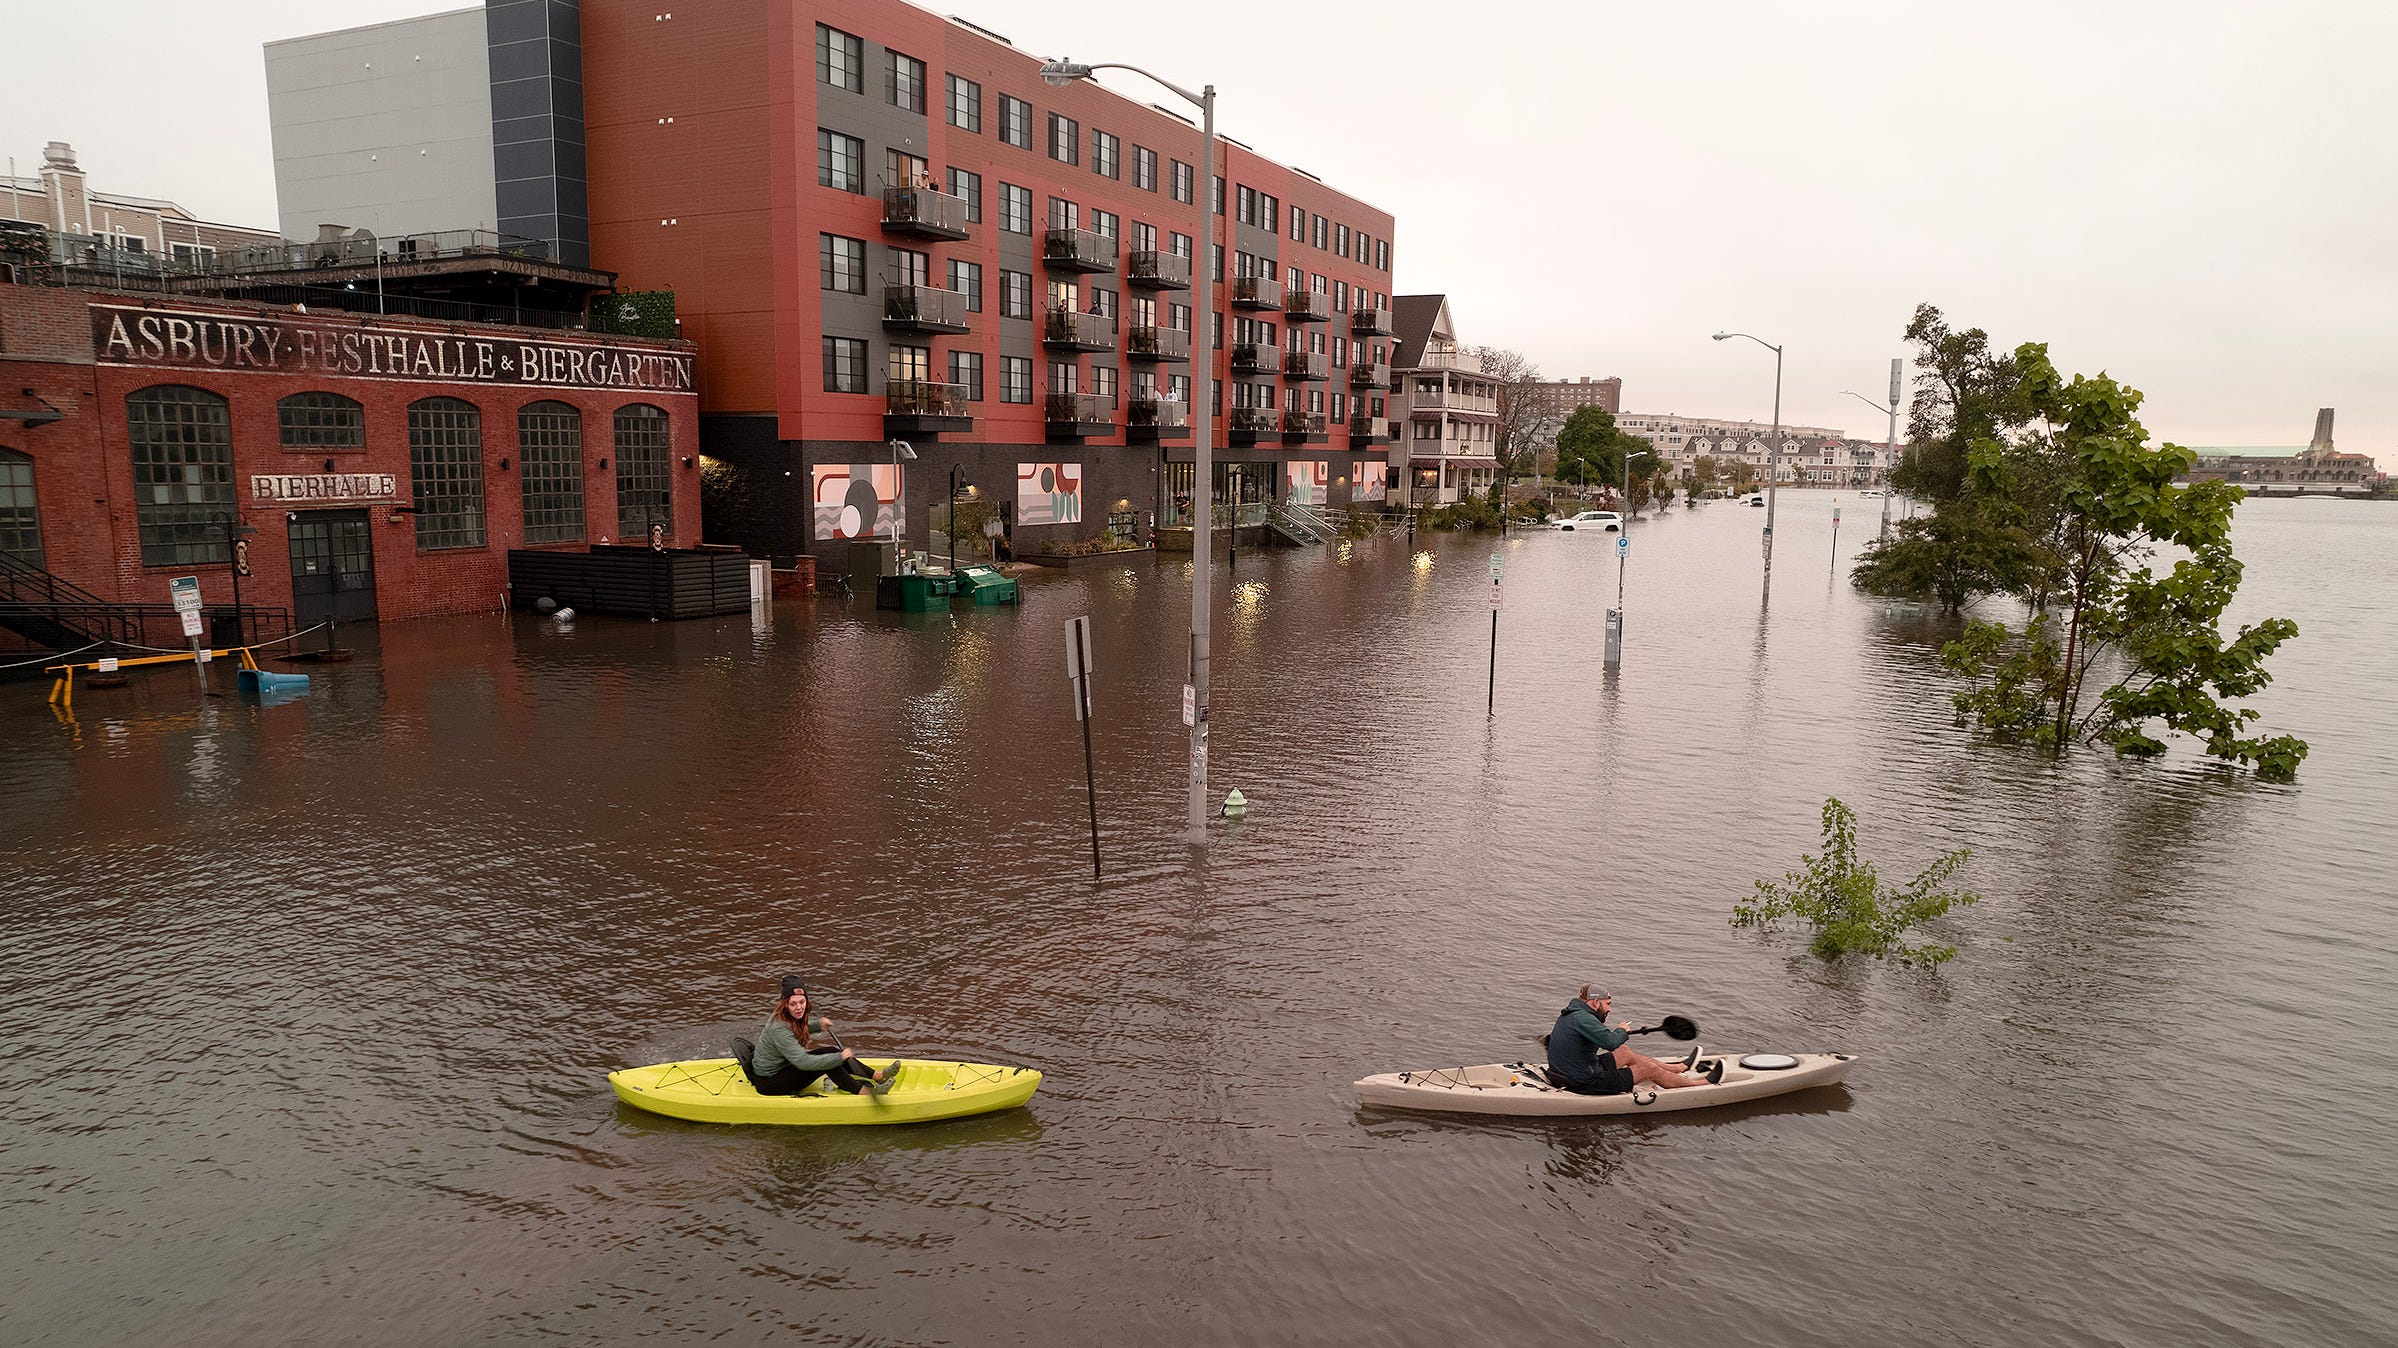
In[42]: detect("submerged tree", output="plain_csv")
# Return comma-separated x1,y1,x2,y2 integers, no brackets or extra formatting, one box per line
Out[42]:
1732,798,1979,968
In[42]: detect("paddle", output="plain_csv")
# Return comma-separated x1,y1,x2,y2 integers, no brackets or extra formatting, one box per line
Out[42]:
1537,1014,1698,1049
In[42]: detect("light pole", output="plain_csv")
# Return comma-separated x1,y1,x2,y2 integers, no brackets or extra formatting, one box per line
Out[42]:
1839,357,1903,541
1622,447,1652,521
886,437,918,556
1712,332,1783,573
1042,56,1217,841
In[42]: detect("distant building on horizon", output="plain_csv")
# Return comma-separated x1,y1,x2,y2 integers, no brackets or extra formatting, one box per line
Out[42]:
2,140,279,269
2185,409,2382,495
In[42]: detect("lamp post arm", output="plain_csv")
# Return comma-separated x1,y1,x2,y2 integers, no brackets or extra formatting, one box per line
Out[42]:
1074,62,1208,111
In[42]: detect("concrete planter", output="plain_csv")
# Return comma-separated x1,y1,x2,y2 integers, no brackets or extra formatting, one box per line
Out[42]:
1017,545,1154,569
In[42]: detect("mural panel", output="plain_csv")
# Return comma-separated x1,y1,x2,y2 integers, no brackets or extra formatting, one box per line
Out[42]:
1285,460,1329,506
812,463,903,540
1017,462,1083,525
1354,460,1390,499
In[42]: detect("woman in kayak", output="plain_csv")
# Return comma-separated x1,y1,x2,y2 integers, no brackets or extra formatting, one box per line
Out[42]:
753,976,897,1096
1546,985,1714,1094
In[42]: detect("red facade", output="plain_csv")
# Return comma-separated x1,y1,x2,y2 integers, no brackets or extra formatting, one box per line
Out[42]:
0,283,699,628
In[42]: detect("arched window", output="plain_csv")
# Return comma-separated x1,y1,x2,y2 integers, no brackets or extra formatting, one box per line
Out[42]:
407,397,485,550
278,392,366,450
0,447,43,568
518,401,585,544
126,385,234,566
613,404,672,538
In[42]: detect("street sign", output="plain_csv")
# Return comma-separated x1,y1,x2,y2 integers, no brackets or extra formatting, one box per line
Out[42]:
169,575,201,615
1490,581,1503,610
1065,615,1094,721
1834,507,1843,523
1616,535,1629,556
97,658,118,674
179,610,204,638
1488,552,1505,580
1181,683,1195,727
234,539,251,578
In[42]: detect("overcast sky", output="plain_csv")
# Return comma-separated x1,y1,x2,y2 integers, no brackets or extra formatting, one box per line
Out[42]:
8,1,2392,449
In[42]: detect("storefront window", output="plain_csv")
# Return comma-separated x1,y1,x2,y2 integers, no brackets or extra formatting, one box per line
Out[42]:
614,405,672,539
408,397,486,551
518,402,585,544
126,385,233,567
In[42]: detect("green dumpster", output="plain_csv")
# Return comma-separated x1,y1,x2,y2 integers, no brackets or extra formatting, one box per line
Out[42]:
954,565,1019,606
875,572,959,611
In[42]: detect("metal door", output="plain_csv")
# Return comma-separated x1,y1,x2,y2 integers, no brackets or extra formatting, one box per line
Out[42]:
287,509,377,626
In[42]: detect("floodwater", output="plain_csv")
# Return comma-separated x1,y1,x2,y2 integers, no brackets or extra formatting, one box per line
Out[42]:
2,494,2392,1347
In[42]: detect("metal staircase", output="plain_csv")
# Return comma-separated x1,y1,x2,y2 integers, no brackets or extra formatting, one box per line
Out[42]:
1267,500,1337,547
0,550,293,671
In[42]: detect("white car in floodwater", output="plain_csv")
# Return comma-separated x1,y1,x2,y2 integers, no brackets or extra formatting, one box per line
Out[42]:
1557,510,1622,532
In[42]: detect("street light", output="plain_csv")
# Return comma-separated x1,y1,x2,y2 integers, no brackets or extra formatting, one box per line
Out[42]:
1042,55,1219,842
1712,331,1783,574
1622,446,1653,521
1839,357,1904,541
886,437,917,552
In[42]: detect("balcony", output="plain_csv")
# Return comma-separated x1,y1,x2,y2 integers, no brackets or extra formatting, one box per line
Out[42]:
882,283,972,334
1044,390,1117,439
1127,250,1191,290
1348,414,1393,444
1229,342,1275,376
1283,286,1330,323
1416,342,1482,374
1280,409,1328,444
1126,325,1190,362
1282,350,1327,382
1351,305,1393,337
1042,306,1115,352
1227,404,1280,444
1406,383,1498,415
1348,362,1390,390
885,379,973,435
881,187,972,242
1042,227,1117,273
1229,274,1282,309
1126,394,1190,440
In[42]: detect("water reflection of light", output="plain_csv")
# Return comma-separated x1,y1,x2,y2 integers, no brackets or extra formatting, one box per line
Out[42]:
1411,551,1434,572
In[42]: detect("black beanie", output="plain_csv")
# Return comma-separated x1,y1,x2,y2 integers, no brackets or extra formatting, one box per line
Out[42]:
779,974,809,999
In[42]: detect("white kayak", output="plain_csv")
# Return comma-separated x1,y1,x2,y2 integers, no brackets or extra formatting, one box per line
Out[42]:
1354,1050,1856,1116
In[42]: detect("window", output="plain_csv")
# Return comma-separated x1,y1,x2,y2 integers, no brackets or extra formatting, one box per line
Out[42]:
817,130,864,192
950,351,984,401
1169,374,1190,406
1048,196,1079,231
1290,207,1305,242
887,149,927,189
1236,185,1254,225
1169,231,1191,258
1049,113,1079,164
126,386,233,566
1130,221,1157,253
1091,209,1118,241
1332,336,1348,368
1169,302,1191,332
1313,216,1328,250
999,94,1032,149
999,183,1032,234
888,344,933,386
999,269,1033,318
948,74,981,131
1001,355,1033,403
406,397,485,551
1262,194,1278,233
889,247,931,288
169,241,216,270
949,259,983,311
1171,160,1194,204
1090,288,1118,328
1332,391,1346,421
1334,280,1349,311
1091,364,1118,401
822,336,868,393
1047,278,1079,311
277,392,364,450
1048,360,1077,395
819,233,866,293
1211,244,1223,282
1134,146,1157,191
1212,176,1225,215
887,51,926,112
1376,239,1389,270
0,447,44,566
614,405,672,539
518,402,585,545
947,167,982,222
1334,223,1349,257
1093,130,1120,179
815,24,863,93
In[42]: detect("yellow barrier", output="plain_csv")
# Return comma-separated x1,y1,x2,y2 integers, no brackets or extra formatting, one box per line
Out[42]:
48,646,262,715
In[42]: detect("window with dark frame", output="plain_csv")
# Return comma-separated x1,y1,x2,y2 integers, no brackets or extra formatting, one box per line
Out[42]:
127,385,233,567
1000,94,1032,148
517,401,585,545
815,24,863,93
406,397,486,552
1049,113,1079,164
613,405,672,540
1093,129,1120,179
887,51,927,112
276,391,365,450
950,350,984,401
947,167,982,221
822,336,868,393
0,447,41,567
1001,355,1033,403
1313,216,1328,250
819,232,866,293
948,74,982,131
1171,160,1193,203
949,259,983,311
1134,146,1156,191
1000,183,1032,233
818,129,864,192
1000,269,1032,318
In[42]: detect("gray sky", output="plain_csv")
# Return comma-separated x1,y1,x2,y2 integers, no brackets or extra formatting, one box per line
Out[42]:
8,0,2393,450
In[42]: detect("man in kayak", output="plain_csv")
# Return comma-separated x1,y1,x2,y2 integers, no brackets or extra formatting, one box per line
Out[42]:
753,976,898,1096
1546,985,1714,1094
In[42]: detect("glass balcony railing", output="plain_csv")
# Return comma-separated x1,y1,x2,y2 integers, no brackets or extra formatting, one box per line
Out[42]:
1283,287,1330,322
1042,307,1115,350
1229,405,1279,436
882,187,972,239
1042,227,1118,271
1127,395,1189,431
1348,362,1390,390
1126,325,1190,361
1044,390,1116,427
1229,274,1282,308
1281,350,1327,381
882,283,972,331
1348,414,1392,442
1351,305,1393,336
887,379,970,420
1229,342,1274,375
1281,409,1327,438
1127,250,1191,288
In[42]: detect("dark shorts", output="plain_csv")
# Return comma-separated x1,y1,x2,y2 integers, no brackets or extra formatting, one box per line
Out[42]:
1554,1060,1636,1096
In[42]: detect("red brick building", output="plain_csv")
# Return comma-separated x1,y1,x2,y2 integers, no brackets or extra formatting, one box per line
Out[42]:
0,281,697,634
575,0,1401,560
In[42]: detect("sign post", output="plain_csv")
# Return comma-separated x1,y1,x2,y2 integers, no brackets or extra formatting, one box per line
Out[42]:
170,575,206,692
1487,552,1505,716
1607,534,1629,669
1066,615,1101,880
1831,504,1842,570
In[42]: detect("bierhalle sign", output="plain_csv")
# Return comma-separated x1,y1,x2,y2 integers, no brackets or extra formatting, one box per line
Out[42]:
252,473,398,505
89,303,694,394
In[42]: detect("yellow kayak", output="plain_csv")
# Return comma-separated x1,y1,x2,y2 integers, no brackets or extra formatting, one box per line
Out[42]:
608,1057,1042,1126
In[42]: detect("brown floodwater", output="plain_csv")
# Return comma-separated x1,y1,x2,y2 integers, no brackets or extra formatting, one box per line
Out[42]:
2,494,2392,1347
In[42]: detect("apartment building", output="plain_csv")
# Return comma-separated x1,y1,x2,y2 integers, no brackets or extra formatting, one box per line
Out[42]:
1387,295,1498,505
1619,413,1846,480
2,141,279,269
590,2,1397,559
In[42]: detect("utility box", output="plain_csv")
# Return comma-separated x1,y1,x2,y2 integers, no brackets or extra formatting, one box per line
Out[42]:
954,565,1019,606
875,572,958,612
846,539,898,590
